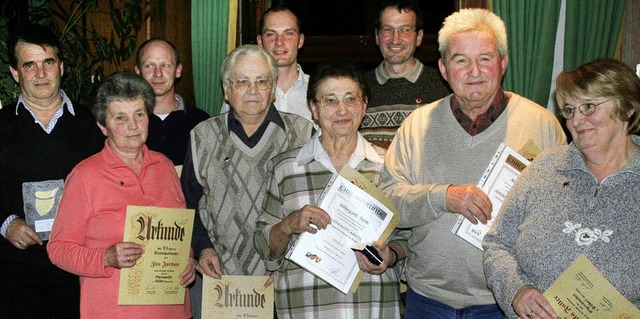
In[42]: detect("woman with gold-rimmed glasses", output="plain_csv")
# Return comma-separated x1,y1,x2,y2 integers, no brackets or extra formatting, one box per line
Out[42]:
255,61,407,318
484,58,640,319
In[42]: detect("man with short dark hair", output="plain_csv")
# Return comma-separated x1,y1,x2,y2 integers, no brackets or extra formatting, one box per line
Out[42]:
361,0,450,148
221,6,312,122
135,38,209,167
0,23,104,318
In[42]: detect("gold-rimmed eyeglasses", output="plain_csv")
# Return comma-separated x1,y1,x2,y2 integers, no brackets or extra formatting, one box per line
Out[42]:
228,78,273,91
317,94,363,109
560,99,612,120
378,26,416,37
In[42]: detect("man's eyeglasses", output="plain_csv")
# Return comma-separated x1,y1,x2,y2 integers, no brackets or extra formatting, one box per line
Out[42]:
560,99,612,120
378,26,416,37
317,94,363,109
228,78,272,91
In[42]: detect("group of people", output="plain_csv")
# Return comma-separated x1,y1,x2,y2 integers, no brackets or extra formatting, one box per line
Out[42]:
1,1,638,319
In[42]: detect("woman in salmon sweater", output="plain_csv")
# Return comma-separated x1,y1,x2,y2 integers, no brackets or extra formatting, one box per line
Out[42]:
47,72,195,319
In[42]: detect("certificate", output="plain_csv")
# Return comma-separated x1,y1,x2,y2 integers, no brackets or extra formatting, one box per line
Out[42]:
451,143,529,250
286,165,400,294
544,254,639,319
202,275,273,319
118,205,195,305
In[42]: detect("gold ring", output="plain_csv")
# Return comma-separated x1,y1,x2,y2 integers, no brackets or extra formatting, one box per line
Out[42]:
526,311,534,318
127,256,131,262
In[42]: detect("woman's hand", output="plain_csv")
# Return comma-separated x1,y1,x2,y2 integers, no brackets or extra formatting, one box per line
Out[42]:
196,248,222,279
179,257,197,287
354,241,398,275
281,205,331,236
268,205,332,259
512,285,557,319
104,242,144,268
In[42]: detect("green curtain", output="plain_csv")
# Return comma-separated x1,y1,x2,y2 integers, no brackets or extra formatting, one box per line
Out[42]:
563,0,625,70
191,1,229,116
492,0,561,107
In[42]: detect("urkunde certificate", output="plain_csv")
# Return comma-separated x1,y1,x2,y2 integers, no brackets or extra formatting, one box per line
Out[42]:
202,275,274,319
118,206,194,305
544,254,640,319
286,166,399,294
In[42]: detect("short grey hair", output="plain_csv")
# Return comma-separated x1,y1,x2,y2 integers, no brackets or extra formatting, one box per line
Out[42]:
438,9,508,61
92,72,155,126
219,44,278,93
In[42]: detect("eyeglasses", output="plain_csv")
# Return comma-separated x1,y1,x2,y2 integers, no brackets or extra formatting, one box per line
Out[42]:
317,94,363,109
560,99,612,120
378,26,416,37
228,78,272,91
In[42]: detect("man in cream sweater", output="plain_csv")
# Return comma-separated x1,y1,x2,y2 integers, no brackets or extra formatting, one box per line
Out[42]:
380,9,566,318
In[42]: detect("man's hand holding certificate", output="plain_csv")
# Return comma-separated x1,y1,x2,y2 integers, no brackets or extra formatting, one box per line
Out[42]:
285,166,400,294
451,143,530,250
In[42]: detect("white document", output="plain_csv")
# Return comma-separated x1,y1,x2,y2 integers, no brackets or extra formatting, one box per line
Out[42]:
286,166,399,294
451,143,530,250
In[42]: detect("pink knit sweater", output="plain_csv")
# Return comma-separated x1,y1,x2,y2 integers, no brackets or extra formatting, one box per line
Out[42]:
48,142,191,319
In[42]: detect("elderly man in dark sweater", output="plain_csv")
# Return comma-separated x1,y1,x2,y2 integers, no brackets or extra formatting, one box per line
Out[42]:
0,24,104,318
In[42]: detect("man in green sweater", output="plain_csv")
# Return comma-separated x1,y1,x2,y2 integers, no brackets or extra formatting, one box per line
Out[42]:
380,9,566,318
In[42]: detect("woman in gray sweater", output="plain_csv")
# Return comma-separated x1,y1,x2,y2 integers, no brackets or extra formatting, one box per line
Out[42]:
483,58,640,319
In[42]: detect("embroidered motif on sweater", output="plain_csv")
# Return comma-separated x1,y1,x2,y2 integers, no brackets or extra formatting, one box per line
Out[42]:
562,221,613,246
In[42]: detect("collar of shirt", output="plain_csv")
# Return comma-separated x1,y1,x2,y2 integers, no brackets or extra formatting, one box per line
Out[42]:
273,64,313,122
16,90,75,134
295,64,309,86
451,90,509,136
560,134,640,175
174,94,186,111
227,104,285,147
296,130,383,173
101,139,159,170
154,95,185,120
375,59,423,85
276,64,308,95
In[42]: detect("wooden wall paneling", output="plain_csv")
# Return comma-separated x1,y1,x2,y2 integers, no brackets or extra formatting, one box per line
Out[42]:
242,0,270,45
457,0,487,10
148,0,195,107
240,0,489,72
290,1,462,71
49,0,195,106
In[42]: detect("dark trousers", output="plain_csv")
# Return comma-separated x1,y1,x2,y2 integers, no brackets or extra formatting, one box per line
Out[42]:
0,242,79,319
